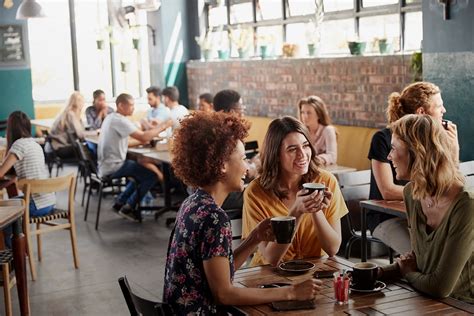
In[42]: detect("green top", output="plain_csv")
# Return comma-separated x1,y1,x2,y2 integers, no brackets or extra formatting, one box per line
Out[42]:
386,183,474,303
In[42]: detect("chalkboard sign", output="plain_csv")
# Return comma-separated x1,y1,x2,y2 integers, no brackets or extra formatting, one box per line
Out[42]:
0,25,25,64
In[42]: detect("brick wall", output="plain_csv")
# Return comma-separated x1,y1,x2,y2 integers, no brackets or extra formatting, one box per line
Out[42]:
186,55,414,128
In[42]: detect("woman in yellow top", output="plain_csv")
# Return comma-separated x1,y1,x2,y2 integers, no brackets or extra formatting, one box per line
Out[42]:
242,116,348,267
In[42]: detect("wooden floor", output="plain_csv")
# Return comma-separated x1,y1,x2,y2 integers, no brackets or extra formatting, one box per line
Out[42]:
1,166,176,315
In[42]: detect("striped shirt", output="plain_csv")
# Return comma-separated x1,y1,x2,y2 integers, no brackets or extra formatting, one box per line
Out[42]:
9,138,56,209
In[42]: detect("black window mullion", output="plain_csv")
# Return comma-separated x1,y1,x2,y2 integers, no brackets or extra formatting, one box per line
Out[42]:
354,0,360,39
282,0,287,42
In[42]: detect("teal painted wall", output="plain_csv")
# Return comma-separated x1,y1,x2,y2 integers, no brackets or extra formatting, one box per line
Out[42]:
423,1,474,161
0,2,35,133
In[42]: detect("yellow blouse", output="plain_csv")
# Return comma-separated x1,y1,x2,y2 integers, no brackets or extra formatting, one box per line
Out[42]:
242,169,348,266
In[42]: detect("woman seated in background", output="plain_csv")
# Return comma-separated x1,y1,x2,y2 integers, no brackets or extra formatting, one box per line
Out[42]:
242,116,348,267
0,111,56,246
164,112,321,314
380,114,472,303
368,81,459,255
48,91,86,159
298,96,337,165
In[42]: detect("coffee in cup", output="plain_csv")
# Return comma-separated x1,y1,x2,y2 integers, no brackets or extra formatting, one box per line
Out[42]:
270,216,296,244
351,262,378,290
302,183,326,195
442,119,451,130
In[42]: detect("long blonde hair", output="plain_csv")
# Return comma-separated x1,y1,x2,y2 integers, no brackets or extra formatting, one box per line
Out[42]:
298,95,332,126
390,114,463,201
55,91,84,130
386,82,440,124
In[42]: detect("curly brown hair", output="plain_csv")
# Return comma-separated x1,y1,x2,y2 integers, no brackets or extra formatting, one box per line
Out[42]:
171,111,250,187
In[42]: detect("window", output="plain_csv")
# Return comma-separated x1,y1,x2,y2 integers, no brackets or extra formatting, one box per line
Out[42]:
287,0,315,16
286,23,307,56
323,0,353,12
256,0,282,21
230,0,253,24
404,12,422,51
362,0,397,7
209,5,228,27
257,26,283,57
359,14,400,53
320,19,355,55
28,0,74,101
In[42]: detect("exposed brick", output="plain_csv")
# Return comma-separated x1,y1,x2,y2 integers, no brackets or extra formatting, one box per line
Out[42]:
187,55,413,128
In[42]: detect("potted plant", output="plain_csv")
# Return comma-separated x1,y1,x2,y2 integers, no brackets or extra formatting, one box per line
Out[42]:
257,34,275,59
95,27,109,50
216,28,230,60
195,31,214,61
120,61,130,72
305,0,324,56
375,37,392,54
282,43,299,58
347,38,366,56
411,52,422,82
230,26,253,59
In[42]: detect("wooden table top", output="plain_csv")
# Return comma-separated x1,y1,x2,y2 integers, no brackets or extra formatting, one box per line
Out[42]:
360,200,407,218
233,256,473,315
0,205,24,230
30,118,55,130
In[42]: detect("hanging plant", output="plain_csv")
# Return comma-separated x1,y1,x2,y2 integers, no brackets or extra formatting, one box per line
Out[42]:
411,52,422,82
120,61,130,73
132,38,140,50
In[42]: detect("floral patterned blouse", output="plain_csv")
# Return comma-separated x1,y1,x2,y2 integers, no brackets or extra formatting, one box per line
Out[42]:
163,189,234,315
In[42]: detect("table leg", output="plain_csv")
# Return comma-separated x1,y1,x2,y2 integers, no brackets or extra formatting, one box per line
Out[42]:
12,218,29,316
360,207,367,262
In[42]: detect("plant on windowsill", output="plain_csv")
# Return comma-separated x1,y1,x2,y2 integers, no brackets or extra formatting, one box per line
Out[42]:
257,34,275,59
305,0,324,57
347,36,367,56
195,30,214,61
229,26,253,59
411,51,422,82
216,27,230,60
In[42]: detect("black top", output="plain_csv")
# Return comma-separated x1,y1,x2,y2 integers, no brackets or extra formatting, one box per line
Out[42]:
367,128,408,231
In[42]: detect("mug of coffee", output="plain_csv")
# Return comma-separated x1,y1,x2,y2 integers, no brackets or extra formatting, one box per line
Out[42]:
351,262,378,290
302,183,325,196
271,216,296,244
442,119,451,130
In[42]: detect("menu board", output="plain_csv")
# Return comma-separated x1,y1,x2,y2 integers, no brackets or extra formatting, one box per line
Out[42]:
0,24,25,64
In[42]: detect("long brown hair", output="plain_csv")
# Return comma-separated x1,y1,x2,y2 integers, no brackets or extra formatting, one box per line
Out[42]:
259,116,321,199
386,82,440,124
298,95,332,126
390,114,463,201
6,111,32,149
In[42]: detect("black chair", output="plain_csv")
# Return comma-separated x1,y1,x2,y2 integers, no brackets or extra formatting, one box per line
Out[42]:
78,140,125,230
43,130,79,177
244,140,259,160
338,170,394,263
118,276,173,316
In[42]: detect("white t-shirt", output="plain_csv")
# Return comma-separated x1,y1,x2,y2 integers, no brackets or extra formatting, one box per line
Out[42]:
169,104,189,130
98,112,138,176
9,138,56,209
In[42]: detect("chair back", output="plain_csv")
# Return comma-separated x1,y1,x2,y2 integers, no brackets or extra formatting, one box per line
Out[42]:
244,140,259,160
118,276,172,316
75,139,99,175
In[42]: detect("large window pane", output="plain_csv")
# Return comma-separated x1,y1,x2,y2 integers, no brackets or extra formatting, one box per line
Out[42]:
257,26,283,57
74,0,113,100
230,1,253,24
286,23,307,56
404,12,422,51
230,27,254,58
209,5,227,27
287,0,315,16
256,0,282,21
320,19,354,55
359,14,400,53
28,1,74,101
323,0,353,12
362,0,397,7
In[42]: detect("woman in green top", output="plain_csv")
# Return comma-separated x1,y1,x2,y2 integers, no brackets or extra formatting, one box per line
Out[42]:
381,114,473,303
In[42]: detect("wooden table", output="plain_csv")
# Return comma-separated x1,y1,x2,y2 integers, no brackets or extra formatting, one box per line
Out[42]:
324,165,357,175
359,200,407,262
0,179,29,316
232,256,474,315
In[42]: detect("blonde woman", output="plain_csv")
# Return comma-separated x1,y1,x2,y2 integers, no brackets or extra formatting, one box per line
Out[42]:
49,91,86,158
367,81,459,255
298,96,337,165
380,114,472,303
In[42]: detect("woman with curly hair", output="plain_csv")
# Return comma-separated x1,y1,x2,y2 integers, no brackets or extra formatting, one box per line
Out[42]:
379,114,472,303
298,96,337,165
163,112,322,314
367,81,459,255
242,116,348,267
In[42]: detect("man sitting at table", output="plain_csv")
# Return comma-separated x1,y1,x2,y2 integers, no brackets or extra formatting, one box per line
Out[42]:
85,89,114,130
140,86,171,136
162,86,189,129
98,93,164,221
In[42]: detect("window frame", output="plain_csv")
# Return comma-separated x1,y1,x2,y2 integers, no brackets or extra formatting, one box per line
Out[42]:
205,0,421,55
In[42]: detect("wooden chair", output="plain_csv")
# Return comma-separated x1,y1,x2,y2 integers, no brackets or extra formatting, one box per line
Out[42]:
18,173,79,281
338,170,393,262
118,276,173,316
0,199,23,316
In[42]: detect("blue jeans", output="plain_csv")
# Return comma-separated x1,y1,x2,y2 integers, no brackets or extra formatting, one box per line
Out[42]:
3,199,55,248
112,160,158,208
